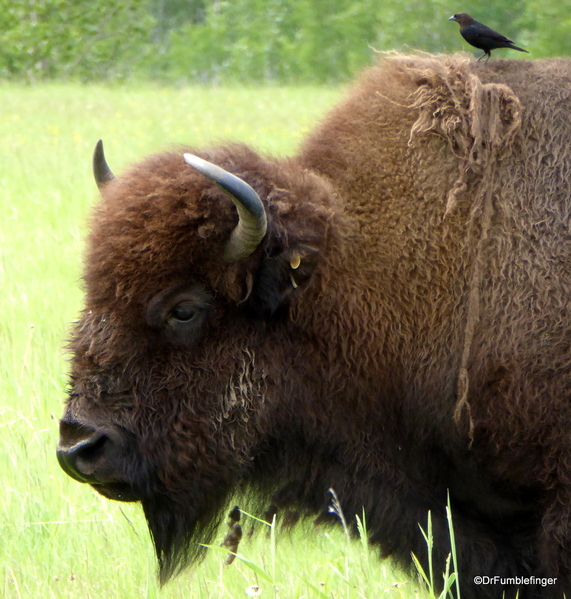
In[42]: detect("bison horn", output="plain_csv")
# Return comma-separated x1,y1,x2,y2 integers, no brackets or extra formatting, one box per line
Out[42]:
183,153,267,262
93,140,115,190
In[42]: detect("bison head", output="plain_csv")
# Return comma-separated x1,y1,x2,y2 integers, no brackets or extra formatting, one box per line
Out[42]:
57,141,340,581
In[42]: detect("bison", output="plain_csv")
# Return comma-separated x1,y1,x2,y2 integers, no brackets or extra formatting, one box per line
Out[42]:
57,54,571,598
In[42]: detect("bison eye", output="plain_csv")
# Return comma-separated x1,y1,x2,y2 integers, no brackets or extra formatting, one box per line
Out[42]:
147,284,212,345
170,303,197,323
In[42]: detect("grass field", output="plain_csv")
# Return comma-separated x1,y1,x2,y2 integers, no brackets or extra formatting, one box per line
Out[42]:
0,82,445,598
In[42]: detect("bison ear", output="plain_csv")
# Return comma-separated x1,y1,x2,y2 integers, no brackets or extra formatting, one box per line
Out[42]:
245,245,319,318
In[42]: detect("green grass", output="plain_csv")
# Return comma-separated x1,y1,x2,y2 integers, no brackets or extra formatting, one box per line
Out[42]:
0,81,453,598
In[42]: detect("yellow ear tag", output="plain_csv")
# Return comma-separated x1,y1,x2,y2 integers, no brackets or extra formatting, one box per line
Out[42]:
290,253,301,270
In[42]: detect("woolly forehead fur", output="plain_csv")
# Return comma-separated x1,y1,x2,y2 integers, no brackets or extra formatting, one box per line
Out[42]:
84,143,338,309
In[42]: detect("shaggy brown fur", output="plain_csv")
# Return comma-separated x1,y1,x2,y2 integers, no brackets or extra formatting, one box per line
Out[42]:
58,54,571,599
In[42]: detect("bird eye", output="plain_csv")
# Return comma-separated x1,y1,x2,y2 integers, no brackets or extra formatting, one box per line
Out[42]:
170,303,197,323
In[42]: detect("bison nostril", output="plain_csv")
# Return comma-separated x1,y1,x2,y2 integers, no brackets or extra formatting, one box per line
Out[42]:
75,434,107,464
57,429,110,484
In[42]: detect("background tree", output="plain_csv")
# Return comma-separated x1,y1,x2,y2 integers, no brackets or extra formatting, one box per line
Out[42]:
0,0,155,81
0,0,568,83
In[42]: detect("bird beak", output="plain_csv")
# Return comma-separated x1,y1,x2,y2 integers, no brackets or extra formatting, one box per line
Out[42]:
448,15,457,21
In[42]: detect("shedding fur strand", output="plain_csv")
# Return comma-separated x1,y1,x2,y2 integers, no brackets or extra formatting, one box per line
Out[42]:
405,56,523,439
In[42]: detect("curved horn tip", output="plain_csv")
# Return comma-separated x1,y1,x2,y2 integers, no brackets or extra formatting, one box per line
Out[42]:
183,152,268,262
93,139,116,190
183,153,218,176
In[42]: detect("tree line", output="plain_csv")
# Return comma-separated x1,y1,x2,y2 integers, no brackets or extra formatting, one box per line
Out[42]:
1,0,569,83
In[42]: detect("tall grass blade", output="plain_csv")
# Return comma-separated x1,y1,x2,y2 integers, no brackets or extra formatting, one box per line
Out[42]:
200,544,274,583
237,510,273,527
328,488,350,540
356,511,374,588
446,493,460,599
269,513,277,598
304,580,332,599
413,511,435,596
411,551,432,590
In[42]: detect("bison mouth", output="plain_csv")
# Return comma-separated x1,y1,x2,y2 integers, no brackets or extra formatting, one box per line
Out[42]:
56,446,141,502
90,482,141,502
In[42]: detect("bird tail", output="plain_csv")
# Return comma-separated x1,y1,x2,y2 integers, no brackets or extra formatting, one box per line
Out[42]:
510,44,529,53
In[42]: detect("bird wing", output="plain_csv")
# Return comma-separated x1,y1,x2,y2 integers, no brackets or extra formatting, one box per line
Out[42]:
467,22,513,43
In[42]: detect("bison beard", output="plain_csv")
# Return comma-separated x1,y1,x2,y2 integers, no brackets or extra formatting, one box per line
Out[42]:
143,492,225,584
57,53,571,599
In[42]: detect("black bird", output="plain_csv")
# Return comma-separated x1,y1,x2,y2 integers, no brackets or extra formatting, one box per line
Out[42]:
449,13,528,62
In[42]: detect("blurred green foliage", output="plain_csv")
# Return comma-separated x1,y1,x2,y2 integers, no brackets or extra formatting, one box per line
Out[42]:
0,0,154,81
1,0,570,83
